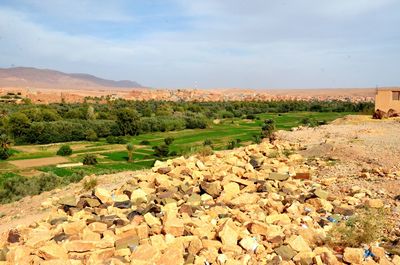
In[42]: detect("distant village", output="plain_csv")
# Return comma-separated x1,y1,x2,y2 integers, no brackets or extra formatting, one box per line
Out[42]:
0,87,375,104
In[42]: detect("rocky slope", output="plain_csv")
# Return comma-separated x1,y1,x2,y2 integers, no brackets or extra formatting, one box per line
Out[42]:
0,131,399,264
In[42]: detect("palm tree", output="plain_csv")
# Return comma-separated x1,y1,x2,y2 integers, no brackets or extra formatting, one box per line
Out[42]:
0,134,12,150
126,143,134,162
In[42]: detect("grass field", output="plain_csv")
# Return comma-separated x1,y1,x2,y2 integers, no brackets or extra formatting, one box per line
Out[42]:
0,112,352,181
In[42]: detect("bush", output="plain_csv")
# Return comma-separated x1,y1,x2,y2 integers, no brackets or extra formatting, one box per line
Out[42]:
56,145,72,156
227,140,237,150
0,148,10,160
106,136,126,144
261,119,275,139
153,145,169,157
83,154,98,165
253,134,262,144
82,177,98,191
203,139,213,146
140,140,150,145
164,137,175,146
197,146,213,157
327,207,389,247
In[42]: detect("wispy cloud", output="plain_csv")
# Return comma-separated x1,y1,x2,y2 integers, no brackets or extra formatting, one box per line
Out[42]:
0,0,399,88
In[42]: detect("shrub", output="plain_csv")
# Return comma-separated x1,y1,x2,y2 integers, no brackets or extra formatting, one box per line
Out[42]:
197,146,213,157
246,114,256,120
153,145,169,157
140,140,150,145
126,143,134,162
56,145,72,156
106,136,126,144
83,154,98,165
253,134,262,144
326,207,389,247
164,137,175,146
227,140,237,150
203,139,213,146
261,119,275,139
82,177,98,191
0,148,10,160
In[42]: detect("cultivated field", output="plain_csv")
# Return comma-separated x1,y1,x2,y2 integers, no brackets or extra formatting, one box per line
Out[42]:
0,111,351,183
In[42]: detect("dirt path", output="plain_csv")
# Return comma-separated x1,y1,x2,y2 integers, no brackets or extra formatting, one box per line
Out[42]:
8,156,70,169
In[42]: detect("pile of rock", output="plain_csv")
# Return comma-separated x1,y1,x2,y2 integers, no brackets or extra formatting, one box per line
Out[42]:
0,142,399,264
372,109,399,119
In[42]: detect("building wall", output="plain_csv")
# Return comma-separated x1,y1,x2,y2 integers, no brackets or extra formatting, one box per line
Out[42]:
375,90,400,112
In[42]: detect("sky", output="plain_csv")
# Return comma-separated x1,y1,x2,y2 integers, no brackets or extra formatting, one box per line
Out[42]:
0,0,399,89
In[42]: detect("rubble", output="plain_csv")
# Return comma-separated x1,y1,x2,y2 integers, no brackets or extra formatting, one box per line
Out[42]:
0,141,398,264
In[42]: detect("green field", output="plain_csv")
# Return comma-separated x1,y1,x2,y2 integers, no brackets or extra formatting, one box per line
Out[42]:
0,112,351,181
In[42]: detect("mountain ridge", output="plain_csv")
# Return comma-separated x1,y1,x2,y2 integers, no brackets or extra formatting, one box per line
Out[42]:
0,67,143,89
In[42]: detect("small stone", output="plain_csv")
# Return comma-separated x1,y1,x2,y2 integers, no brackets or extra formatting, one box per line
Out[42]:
287,235,311,252
7,229,20,243
219,219,238,247
64,241,96,252
38,243,68,260
130,244,160,263
366,199,384,208
131,188,148,204
58,195,77,207
157,167,171,174
94,187,112,204
275,245,297,261
113,200,132,209
315,189,329,200
239,237,258,252
343,247,364,264
294,172,311,180
200,181,221,198
268,173,290,181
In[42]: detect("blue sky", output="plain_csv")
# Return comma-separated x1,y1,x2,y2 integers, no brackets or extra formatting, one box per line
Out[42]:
0,0,399,88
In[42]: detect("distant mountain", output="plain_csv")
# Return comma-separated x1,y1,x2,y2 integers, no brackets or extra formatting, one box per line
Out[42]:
0,67,143,89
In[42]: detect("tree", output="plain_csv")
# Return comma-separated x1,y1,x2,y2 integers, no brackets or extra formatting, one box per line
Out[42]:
126,143,134,162
83,154,98,165
164,137,175,146
261,119,275,139
115,108,140,136
0,134,12,160
57,145,72,156
8,112,31,139
86,106,96,120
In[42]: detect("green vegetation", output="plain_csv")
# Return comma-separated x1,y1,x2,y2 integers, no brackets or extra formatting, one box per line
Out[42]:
83,154,98,165
0,98,373,203
56,145,72,156
82,177,98,191
327,207,389,247
0,134,12,160
261,119,276,140
126,143,134,162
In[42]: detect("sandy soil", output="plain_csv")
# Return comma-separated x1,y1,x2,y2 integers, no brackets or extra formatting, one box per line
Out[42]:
8,157,70,169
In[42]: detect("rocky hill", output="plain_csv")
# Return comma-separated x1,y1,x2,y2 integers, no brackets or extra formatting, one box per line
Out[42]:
0,67,143,89
0,116,399,264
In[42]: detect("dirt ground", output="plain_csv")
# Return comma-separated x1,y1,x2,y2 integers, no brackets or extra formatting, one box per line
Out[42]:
277,115,400,203
8,156,70,169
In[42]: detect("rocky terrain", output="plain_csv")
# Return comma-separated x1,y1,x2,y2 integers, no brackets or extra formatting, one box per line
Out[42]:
0,116,400,264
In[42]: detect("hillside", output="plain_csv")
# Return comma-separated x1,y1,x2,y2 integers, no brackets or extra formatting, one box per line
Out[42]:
0,67,143,89
0,116,399,264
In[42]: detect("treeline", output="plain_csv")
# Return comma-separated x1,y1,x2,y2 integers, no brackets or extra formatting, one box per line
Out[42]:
0,99,373,144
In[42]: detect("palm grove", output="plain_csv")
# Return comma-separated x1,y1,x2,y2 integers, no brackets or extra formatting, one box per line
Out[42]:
0,99,373,160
